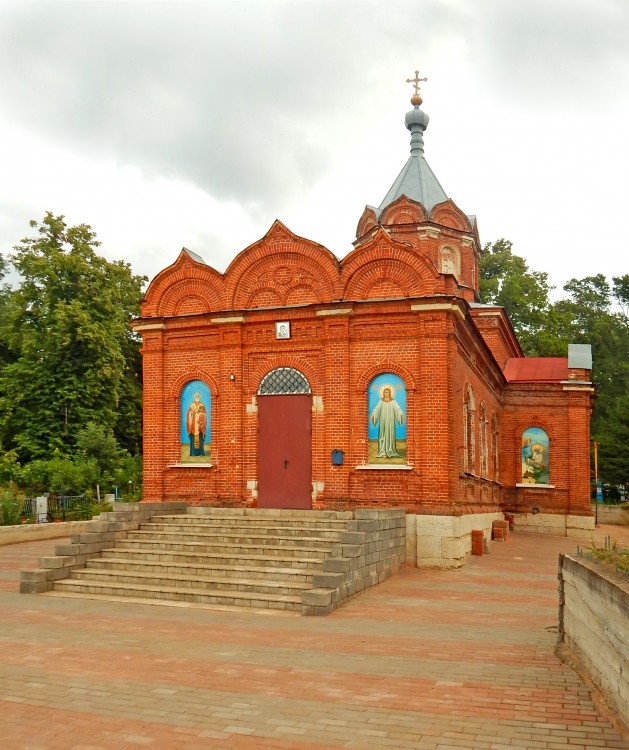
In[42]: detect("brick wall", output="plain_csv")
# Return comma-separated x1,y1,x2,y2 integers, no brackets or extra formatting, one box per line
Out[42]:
134,218,593,523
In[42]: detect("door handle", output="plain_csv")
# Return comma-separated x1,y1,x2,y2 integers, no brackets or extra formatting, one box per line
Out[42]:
284,460,289,469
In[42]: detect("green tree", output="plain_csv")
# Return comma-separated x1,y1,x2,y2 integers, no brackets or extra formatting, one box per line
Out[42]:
0,213,146,461
481,241,629,489
479,239,564,355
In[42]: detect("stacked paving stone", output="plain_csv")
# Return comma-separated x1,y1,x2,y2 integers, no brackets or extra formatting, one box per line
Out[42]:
21,505,406,615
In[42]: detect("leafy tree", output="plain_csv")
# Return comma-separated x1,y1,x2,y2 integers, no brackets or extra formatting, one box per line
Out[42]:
0,213,146,461
479,239,564,355
480,241,629,490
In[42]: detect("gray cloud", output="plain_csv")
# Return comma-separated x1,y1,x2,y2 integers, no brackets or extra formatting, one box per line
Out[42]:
0,1,462,214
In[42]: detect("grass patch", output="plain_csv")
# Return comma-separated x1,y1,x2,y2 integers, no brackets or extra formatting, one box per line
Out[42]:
580,536,629,574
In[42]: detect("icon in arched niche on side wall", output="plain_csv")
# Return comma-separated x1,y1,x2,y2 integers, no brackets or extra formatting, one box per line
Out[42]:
368,373,407,464
521,426,549,484
180,380,212,463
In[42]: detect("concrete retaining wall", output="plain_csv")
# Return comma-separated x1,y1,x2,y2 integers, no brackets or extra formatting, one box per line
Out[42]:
0,520,93,547
593,505,629,526
558,554,629,731
302,508,406,615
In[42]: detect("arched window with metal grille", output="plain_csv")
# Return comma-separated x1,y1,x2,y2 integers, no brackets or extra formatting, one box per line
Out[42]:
258,367,312,396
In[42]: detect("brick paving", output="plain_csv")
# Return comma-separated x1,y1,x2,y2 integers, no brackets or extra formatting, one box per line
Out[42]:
1,525,628,749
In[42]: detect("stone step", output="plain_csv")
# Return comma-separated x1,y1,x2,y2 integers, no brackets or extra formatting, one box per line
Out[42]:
139,522,344,539
112,539,332,558
45,509,355,613
70,568,312,597
99,547,324,568
87,557,318,582
41,590,303,615
52,578,303,611
125,530,341,546
151,514,350,529
163,510,352,521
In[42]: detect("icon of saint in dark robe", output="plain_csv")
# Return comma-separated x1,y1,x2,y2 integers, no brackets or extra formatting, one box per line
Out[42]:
186,391,207,457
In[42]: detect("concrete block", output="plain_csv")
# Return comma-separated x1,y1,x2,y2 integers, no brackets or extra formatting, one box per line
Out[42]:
312,572,346,588
302,588,332,607
20,580,53,594
567,514,595,530
357,520,383,532
417,535,442,559
340,531,367,545
39,556,73,569
323,557,351,573
55,544,80,556
340,544,362,558
302,604,332,617
47,567,70,581
567,528,596,540
21,569,48,583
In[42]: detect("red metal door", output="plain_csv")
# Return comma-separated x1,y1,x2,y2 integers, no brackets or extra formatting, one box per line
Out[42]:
258,395,312,509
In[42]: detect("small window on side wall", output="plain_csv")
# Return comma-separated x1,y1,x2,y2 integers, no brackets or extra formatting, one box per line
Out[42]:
180,380,212,463
521,427,549,484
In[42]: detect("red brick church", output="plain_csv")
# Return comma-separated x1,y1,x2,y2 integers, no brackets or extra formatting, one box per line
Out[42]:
133,76,595,566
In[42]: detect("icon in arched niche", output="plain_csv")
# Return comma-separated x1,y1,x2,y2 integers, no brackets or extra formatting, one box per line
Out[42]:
180,380,211,463
368,373,407,464
521,426,549,484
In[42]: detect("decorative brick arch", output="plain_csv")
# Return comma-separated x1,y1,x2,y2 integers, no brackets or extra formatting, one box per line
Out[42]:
463,383,476,472
142,250,225,317
247,287,283,308
429,199,472,232
157,277,224,316
342,256,434,300
168,370,221,401
355,360,417,394
225,221,339,309
380,195,427,226
341,229,438,301
514,418,557,443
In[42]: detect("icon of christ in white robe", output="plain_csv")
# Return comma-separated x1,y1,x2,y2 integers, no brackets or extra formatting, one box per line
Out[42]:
370,386,405,458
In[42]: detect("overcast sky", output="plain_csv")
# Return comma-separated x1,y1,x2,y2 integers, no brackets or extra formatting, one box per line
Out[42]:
0,0,627,296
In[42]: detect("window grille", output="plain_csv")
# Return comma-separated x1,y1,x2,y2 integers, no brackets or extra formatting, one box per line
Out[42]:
258,367,311,395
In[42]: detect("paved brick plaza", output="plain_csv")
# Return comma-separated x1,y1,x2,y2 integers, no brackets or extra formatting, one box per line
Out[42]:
1,527,628,750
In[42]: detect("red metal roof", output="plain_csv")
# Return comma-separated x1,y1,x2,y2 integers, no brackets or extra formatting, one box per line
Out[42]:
503,357,569,383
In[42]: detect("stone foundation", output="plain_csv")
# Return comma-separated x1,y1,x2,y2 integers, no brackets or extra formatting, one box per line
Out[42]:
406,512,504,569
512,512,595,539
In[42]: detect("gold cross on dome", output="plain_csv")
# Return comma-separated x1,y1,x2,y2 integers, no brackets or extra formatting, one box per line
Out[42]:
406,70,427,101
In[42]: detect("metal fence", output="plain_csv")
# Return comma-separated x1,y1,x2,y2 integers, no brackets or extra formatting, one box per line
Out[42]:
20,495,94,523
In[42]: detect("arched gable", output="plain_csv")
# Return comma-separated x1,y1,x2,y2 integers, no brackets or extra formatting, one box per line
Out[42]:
225,221,340,309
355,206,379,240
341,228,438,301
141,249,225,317
429,199,472,232
379,195,427,227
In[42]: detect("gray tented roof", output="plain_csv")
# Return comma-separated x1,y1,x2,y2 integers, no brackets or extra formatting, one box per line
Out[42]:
379,99,448,213
379,153,448,212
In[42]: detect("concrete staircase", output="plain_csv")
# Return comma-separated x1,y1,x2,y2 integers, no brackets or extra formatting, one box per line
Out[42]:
47,510,351,612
